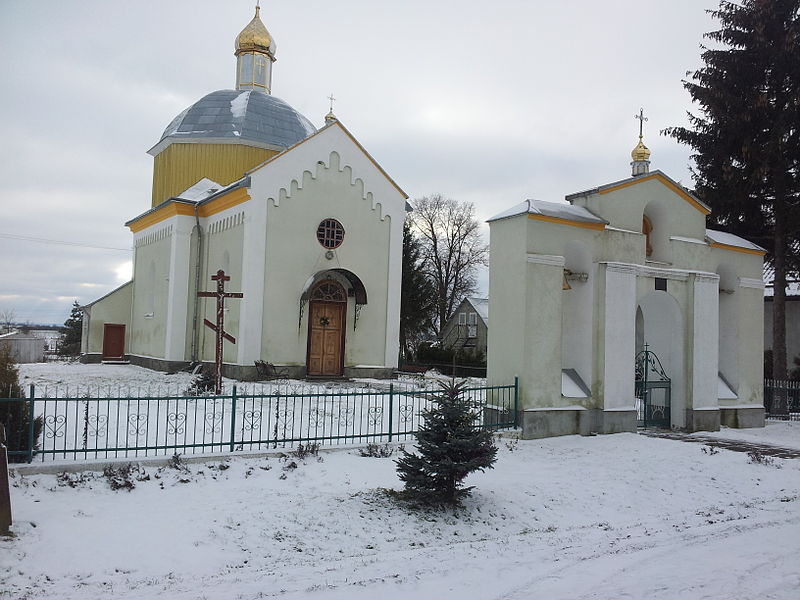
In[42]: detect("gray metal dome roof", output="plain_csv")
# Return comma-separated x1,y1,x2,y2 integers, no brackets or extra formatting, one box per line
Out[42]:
155,89,316,151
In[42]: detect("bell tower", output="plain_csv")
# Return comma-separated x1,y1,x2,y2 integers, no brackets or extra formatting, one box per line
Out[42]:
235,3,276,93
631,108,651,177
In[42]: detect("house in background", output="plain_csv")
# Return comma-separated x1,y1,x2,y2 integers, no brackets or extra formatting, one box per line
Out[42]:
0,332,45,364
440,297,489,357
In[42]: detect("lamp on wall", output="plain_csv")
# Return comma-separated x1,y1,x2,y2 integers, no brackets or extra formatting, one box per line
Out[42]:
563,269,589,290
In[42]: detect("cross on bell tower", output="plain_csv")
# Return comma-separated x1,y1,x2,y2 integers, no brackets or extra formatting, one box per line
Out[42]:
631,108,652,177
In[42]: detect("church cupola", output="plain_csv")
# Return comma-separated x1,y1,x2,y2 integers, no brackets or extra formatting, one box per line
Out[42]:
235,3,277,93
631,108,651,177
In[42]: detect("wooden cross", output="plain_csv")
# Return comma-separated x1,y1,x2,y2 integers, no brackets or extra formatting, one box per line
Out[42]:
634,108,648,139
198,270,243,394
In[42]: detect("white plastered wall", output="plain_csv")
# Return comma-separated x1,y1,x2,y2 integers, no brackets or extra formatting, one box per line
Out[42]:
198,211,245,364
247,125,406,369
130,225,173,359
83,282,133,355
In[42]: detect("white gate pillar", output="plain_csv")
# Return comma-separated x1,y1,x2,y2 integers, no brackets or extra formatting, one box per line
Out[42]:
690,273,720,410
600,263,637,410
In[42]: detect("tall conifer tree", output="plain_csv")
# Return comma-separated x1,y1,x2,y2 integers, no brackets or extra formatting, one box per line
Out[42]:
400,220,436,360
665,0,800,378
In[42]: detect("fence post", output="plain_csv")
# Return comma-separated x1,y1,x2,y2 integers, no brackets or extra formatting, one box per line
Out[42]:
1,425,11,536
388,383,394,442
513,376,519,429
27,384,35,464
229,385,237,453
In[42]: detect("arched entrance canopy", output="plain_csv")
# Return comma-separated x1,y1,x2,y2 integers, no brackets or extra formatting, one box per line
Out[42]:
298,269,367,329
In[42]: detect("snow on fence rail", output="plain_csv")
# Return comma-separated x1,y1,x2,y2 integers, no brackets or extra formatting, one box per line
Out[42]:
0,379,518,462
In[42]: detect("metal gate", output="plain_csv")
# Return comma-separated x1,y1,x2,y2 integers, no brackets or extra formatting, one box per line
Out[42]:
635,345,671,429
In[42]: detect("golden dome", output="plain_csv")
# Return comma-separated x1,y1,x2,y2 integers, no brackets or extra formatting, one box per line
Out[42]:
631,137,651,161
235,5,275,56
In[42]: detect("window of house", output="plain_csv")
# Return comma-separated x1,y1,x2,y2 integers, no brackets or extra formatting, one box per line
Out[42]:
316,218,345,249
467,313,477,338
458,312,466,325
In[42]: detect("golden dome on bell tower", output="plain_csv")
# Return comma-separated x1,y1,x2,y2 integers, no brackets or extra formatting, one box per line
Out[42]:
235,4,276,57
234,4,277,94
631,108,651,177
631,138,651,162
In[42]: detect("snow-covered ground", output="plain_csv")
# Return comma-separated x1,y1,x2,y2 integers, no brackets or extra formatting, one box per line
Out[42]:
3,427,799,600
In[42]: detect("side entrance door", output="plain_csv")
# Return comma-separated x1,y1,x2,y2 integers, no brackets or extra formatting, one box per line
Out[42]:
306,280,347,377
102,324,126,361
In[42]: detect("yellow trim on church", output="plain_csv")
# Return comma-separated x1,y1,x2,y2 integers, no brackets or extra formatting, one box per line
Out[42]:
709,242,766,256
151,143,278,207
599,173,711,216
128,187,252,233
527,214,606,230
199,187,251,217
128,203,195,233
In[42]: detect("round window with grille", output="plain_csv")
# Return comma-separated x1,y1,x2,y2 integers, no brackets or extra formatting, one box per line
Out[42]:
316,218,345,249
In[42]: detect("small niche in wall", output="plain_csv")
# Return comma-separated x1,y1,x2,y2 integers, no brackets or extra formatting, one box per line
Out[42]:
655,278,667,292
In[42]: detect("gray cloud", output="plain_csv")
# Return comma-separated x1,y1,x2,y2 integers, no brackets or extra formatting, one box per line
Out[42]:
0,0,718,324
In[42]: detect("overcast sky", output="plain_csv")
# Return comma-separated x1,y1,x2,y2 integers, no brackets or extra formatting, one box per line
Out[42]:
0,0,720,325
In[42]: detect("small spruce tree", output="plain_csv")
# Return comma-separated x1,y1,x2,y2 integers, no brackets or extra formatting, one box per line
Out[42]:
0,343,42,462
396,380,497,505
58,300,83,357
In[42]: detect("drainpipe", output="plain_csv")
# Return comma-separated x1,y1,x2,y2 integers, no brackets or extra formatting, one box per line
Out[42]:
190,203,203,362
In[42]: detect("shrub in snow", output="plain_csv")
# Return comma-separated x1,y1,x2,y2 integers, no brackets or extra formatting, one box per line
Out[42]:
359,443,397,458
395,380,497,506
292,443,320,459
184,368,216,396
103,463,149,491
0,343,42,463
747,450,780,468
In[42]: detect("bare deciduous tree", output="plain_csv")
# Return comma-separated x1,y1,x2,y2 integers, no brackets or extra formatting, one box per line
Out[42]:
411,194,488,336
0,308,15,334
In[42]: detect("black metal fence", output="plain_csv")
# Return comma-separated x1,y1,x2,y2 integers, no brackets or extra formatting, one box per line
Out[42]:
0,379,518,462
764,379,800,421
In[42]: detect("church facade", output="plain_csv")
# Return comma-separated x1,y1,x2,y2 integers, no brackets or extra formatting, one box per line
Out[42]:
81,7,407,379
488,130,765,437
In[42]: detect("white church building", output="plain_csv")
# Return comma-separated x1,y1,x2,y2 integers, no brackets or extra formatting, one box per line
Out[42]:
488,129,766,437
81,7,407,379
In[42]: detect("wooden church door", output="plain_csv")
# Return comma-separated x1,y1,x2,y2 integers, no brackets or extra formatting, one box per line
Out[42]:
306,280,346,376
102,324,126,361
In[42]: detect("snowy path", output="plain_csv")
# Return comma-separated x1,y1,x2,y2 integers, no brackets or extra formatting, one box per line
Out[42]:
3,430,799,599
644,429,800,458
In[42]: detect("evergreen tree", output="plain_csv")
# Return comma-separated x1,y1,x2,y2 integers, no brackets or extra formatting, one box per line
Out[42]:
664,0,800,379
0,343,42,462
59,301,83,356
396,380,497,505
400,220,436,360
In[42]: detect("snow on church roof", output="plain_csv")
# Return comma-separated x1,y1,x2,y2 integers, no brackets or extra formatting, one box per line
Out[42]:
705,229,765,253
487,199,607,225
148,90,316,156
